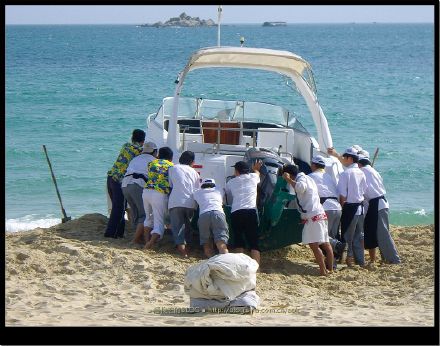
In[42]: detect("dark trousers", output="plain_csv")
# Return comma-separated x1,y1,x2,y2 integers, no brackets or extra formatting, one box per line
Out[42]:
104,175,126,238
231,209,260,251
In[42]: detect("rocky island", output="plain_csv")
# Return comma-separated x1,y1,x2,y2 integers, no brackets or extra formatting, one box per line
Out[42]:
140,12,216,28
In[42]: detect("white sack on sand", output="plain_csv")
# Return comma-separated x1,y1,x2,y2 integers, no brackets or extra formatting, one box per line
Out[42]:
184,253,258,300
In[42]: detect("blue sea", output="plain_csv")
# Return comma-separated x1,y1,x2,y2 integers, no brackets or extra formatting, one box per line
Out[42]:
5,23,435,232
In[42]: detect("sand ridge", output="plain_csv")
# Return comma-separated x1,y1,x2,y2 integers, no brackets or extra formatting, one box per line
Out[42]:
5,213,435,326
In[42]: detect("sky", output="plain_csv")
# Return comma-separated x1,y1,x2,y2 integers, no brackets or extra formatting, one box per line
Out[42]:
5,5,435,25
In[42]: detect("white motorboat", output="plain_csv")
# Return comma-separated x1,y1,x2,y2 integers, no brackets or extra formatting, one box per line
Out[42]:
145,46,343,250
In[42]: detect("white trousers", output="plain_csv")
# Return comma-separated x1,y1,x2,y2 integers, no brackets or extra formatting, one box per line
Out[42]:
142,189,168,239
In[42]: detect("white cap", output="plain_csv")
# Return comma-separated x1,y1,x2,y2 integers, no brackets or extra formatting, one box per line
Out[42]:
352,144,363,152
142,141,157,153
311,155,326,166
202,178,216,185
358,149,370,160
343,147,359,158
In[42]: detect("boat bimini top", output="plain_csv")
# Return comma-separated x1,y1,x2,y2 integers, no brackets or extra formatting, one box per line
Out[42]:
167,46,333,153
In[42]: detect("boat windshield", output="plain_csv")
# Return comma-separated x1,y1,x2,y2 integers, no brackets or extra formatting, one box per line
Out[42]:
150,97,309,134
162,97,285,123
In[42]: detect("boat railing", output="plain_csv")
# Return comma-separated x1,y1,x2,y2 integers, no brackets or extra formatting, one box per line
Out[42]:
179,124,293,159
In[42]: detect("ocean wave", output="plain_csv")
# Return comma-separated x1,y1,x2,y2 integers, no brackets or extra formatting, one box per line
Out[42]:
5,215,61,232
389,209,434,226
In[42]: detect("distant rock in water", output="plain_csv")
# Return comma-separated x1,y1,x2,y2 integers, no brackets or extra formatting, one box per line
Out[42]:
262,21,287,27
140,12,216,28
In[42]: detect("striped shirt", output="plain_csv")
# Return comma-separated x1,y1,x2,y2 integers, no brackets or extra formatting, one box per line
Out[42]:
107,142,143,183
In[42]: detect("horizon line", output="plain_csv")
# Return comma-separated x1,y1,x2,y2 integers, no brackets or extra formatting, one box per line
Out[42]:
6,21,434,25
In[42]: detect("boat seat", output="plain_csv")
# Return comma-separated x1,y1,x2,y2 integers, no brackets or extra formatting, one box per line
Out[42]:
257,128,294,153
164,119,201,134
181,133,204,151
242,122,283,137
201,120,241,145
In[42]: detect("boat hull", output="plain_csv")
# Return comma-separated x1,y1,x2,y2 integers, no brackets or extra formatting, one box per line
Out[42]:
190,206,304,252
190,176,304,252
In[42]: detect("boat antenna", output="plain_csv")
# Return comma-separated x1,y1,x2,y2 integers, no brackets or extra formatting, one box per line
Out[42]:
217,5,222,46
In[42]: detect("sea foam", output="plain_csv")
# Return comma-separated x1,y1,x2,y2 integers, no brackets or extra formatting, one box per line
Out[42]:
6,215,60,232
414,209,427,216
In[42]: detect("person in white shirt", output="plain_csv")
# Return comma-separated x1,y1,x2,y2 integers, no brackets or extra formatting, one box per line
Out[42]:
358,150,400,265
283,164,334,276
337,147,368,267
168,151,201,257
121,141,157,245
308,155,346,267
224,160,263,265
309,155,342,239
193,178,229,258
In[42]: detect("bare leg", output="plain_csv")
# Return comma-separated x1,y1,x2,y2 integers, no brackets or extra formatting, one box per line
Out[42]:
215,241,229,254
203,241,215,258
176,244,188,258
309,243,327,276
320,242,334,273
250,249,261,266
368,248,376,263
144,233,160,249
143,226,152,242
133,223,146,244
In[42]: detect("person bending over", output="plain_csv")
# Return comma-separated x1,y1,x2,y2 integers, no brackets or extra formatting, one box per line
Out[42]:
283,164,334,276
142,146,174,249
105,129,145,239
224,160,262,265
168,151,201,257
308,155,346,268
121,141,158,245
193,178,229,258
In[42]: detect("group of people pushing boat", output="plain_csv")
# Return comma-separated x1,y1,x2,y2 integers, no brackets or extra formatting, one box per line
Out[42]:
104,128,400,276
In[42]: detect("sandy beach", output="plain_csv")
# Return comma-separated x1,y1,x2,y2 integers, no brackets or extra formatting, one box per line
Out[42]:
5,213,435,327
